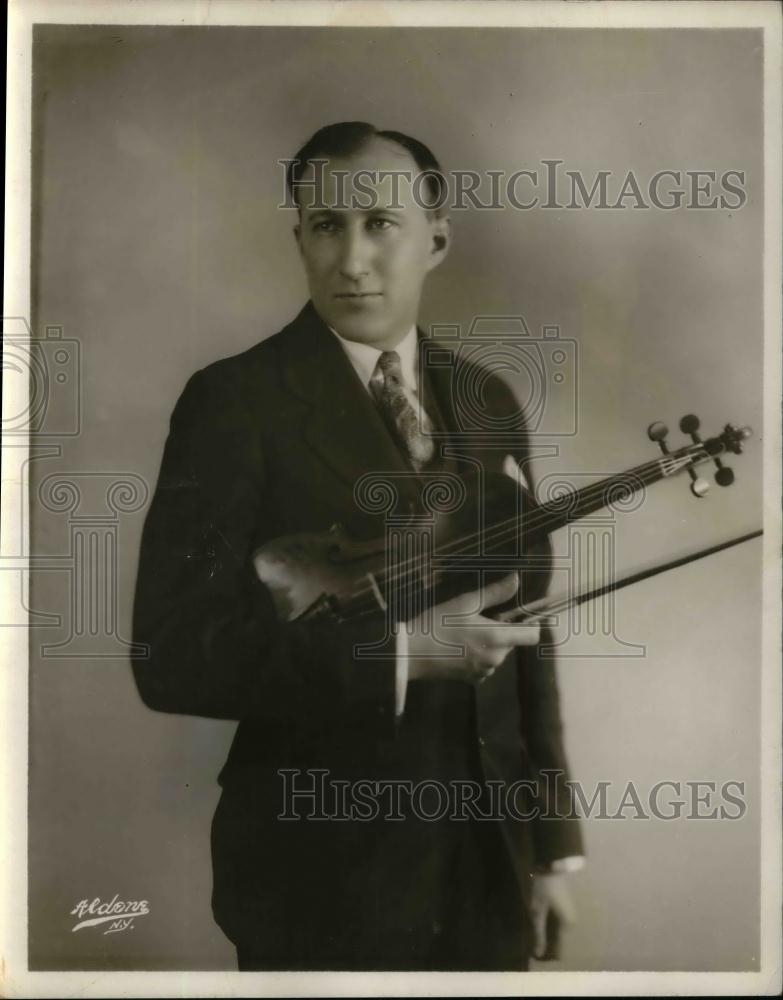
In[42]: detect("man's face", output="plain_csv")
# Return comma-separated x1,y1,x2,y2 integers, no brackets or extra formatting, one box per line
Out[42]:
294,137,450,350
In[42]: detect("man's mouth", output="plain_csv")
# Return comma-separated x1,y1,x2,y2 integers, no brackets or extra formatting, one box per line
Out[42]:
334,292,383,299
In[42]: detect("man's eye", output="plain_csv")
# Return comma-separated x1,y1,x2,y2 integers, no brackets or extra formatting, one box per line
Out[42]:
313,221,339,233
368,218,394,231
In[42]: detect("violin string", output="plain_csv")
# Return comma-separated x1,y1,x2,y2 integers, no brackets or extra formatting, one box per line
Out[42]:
335,443,711,619
334,526,762,626
337,445,708,618
381,449,701,587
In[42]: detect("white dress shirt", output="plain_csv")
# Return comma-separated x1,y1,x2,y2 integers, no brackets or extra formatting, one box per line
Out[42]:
330,325,420,717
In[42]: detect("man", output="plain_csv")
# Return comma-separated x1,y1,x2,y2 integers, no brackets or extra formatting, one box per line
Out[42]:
132,122,583,971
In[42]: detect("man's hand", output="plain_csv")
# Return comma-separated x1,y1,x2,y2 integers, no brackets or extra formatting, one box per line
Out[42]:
530,872,578,961
407,573,541,683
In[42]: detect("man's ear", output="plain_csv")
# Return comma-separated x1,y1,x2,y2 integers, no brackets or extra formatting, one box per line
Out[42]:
426,214,451,272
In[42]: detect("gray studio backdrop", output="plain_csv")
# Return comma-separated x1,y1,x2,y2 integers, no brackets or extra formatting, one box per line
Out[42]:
29,26,763,971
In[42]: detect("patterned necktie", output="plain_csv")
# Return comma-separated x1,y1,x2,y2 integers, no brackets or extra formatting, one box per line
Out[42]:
370,350,435,470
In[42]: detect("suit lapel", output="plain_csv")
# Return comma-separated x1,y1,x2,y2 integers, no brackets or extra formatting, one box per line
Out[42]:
422,334,521,478
280,303,417,509
422,333,491,476
420,335,459,442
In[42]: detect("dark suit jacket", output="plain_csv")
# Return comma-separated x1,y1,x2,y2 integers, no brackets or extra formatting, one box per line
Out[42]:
131,302,583,970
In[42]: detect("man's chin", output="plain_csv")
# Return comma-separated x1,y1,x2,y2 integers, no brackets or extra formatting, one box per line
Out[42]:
319,309,406,348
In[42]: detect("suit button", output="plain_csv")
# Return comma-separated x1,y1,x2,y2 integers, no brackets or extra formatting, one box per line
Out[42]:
478,737,486,748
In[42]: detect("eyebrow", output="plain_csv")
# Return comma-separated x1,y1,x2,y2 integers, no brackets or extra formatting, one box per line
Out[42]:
304,206,407,220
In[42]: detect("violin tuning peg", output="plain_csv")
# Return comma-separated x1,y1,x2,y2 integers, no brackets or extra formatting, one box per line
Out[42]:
647,421,669,443
715,467,735,487
680,414,704,451
690,477,710,498
679,414,701,435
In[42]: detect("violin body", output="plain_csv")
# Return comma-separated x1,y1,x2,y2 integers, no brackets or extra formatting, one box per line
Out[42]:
253,418,753,627
253,471,553,625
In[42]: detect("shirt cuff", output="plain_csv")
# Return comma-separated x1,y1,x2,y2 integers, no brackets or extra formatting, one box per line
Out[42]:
394,627,410,717
548,856,586,874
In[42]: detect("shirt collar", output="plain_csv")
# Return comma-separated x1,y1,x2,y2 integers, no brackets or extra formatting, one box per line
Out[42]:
329,325,419,391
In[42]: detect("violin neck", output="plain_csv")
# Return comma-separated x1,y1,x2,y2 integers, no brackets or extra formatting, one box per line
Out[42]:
533,440,713,536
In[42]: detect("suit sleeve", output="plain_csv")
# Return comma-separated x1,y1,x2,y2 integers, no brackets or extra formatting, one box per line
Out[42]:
131,367,397,729
517,628,585,865
491,376,585,865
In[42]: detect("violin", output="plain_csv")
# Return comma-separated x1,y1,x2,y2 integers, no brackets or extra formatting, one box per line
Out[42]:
253,416,757,629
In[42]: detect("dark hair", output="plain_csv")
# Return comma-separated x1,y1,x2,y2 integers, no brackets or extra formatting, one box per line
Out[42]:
286,121,446,211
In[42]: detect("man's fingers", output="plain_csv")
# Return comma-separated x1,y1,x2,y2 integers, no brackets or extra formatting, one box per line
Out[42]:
531,901,548,958
436,573,519,616
478,573,519,612
550,887,578,926
480,622,541,649
476,663,497,684
520,612,557,631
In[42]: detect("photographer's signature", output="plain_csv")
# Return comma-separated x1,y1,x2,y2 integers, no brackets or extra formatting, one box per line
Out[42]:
70,895,150,935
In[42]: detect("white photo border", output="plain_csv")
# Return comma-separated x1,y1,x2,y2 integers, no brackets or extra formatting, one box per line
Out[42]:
3,1,781,996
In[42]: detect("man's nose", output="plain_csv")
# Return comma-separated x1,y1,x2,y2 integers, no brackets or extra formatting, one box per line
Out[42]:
337,229,372,281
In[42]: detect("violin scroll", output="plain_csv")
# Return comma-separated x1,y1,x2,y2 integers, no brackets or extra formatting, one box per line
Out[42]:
648,414,753,497
721,423,753,454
